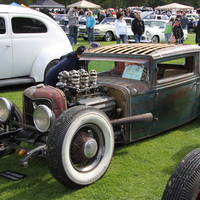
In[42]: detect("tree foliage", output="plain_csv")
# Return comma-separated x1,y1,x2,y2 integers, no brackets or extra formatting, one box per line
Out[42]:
0,0,199,9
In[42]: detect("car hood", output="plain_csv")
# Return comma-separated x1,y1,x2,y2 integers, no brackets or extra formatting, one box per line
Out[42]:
94,24,114,29
97,76,150,95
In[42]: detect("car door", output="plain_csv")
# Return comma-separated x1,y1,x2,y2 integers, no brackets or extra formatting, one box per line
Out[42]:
0,14,12,79
152,55,197,134
9,15,48,77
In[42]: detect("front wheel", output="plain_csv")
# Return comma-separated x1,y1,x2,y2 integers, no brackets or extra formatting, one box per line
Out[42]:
0,104,22,157
104,31,113,42
46,106,114,189
152,35,159,43
162,148,200,200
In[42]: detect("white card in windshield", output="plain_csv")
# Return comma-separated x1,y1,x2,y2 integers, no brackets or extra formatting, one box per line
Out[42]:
122,64,144,80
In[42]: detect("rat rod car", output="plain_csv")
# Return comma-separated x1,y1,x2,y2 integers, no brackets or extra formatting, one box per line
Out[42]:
1,43,200,189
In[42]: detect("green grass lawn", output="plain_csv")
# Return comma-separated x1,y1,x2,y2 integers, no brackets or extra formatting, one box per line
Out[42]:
0,33,199,200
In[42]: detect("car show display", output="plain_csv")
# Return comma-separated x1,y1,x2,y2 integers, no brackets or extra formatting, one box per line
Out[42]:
1,43,200,189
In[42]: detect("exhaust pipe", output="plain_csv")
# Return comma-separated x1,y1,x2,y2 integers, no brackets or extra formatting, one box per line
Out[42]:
111,113,153,126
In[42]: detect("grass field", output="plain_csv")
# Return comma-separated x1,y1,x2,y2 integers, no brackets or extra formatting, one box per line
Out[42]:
0,33,199,200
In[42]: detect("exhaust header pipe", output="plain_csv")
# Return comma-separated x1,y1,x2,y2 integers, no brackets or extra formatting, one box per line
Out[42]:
111,113,153,126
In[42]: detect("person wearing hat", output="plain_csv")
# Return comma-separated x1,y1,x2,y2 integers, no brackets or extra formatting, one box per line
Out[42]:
45,45,87,87
172,18,184,44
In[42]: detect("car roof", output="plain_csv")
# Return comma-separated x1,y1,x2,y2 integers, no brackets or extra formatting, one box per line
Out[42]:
82,43,200,61
0,4,53,20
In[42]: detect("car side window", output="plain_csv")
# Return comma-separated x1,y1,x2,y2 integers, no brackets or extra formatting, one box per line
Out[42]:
157,56,194,83
11,17,47,34
0,17,6,34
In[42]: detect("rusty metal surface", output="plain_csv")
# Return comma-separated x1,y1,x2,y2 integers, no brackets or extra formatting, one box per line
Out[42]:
111,113,153,126
23,85,67,120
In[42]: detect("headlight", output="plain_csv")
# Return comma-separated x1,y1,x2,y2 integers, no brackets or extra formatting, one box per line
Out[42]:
146,31,151,36
0,97,14,122
94,29,100,33
33,105,55,132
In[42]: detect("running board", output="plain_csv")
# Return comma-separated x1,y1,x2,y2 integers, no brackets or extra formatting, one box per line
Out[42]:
0,77,35,87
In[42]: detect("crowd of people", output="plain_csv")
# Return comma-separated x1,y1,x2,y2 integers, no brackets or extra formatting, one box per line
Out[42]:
44,6,200,88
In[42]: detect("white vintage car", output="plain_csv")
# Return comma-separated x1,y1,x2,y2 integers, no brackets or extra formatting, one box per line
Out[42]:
78,17,133,42
0,5,72,87
142,19,188,43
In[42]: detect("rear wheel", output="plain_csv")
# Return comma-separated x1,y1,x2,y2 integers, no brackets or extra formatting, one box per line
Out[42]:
44,59,59,83
46,105,114,189
0,104,22,157
162,148,200,200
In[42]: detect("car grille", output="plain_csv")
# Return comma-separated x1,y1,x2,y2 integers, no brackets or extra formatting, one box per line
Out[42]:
79,29,86,33
23,95,52,126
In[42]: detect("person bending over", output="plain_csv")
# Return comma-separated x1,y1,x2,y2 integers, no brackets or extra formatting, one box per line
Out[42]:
45,45,87,87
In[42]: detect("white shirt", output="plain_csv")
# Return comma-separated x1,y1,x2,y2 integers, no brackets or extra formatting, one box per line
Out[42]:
114,19,127,37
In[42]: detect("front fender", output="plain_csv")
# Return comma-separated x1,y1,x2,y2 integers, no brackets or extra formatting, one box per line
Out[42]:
30,44,72,82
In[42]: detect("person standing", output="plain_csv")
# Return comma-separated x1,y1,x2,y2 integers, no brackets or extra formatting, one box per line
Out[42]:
68,6,79,45
161,12,169,20
131,12,145,43
173,19,184,44
164,17,174,43
86,10,96,44
195,18,200,46
114,12,127,44
98,10,105,23
181,13,189,31
45,45,87,87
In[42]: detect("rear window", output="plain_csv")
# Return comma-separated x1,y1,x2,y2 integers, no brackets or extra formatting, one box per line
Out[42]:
12,17,47,33
0,17,5,34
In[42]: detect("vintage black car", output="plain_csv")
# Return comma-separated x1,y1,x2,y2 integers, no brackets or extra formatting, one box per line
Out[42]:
1,43,200,189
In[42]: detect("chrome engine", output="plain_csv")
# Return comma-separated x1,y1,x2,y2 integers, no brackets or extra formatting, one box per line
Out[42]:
56,69,116,116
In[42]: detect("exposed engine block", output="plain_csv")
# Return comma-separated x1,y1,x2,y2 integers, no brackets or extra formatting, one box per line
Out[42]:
55,69,116,116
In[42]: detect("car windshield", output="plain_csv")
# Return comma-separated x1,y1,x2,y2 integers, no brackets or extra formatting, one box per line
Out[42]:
144,20,166,28
86,60,149,84
100,18,115,25
143,15,156,19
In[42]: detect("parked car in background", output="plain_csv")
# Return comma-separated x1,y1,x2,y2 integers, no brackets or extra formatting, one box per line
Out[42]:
0,5,72,87
1,43,200,189
142,19,188,43
78,17,133,42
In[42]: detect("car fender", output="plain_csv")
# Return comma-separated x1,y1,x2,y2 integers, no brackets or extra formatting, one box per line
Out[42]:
30,44,73,82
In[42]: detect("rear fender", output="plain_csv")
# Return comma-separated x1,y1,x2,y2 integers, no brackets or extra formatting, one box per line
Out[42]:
30,44,72,82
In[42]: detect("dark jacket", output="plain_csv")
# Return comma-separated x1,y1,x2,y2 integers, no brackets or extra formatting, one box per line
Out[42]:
99,14,105,23
173,24,183,39
181,16,189,29
131,18,145,35
196,20,200,43
45,51,80,87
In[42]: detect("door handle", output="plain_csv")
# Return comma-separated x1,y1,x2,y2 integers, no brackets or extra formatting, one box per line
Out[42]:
4,44,11,47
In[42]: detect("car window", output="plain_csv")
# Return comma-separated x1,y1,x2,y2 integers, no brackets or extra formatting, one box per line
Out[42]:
12,17,47,33
125,19,132,25
101,18,115,25
144,21,166,28
87,60,149,84
157,56,194,83
0,17,5,34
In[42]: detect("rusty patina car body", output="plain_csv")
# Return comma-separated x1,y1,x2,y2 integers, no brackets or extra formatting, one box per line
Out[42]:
1,43,200,189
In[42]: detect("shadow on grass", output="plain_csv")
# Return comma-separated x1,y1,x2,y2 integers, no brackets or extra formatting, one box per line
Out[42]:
0,83,37,94
0,152,78,200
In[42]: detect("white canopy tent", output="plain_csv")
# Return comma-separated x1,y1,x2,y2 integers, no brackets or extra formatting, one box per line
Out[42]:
67,0,101,9
155,3,194,12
